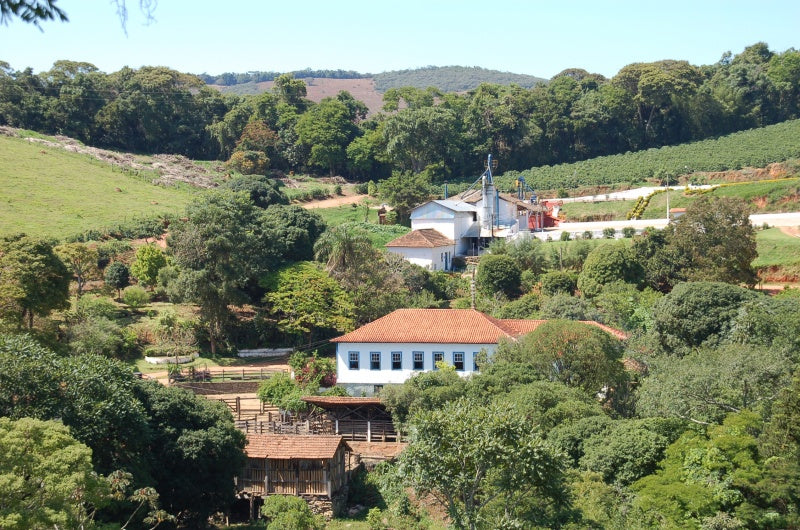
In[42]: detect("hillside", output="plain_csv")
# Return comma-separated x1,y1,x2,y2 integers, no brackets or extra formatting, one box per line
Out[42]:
0,130,206,239
208,65,547,114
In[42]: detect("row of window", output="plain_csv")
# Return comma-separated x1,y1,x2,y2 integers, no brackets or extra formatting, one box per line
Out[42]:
347,351,477,372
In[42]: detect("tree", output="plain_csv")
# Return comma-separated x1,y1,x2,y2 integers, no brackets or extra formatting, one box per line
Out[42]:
295,97,359,176
493,320,626,397
0,0,67,26
167,190,264,354
220,174,288,209
0,234,70,328
577,242,643,298
130,244,167,288
668,196,758,287
579,418,685,486
0,417,106,530
476,253,522,299
55,242,99,298
132,381,246,526
104,261,130,300
382,106,459,173
650,281,759,355
377,170,434,225
399,397,568,530
636,344,792,425
262,262,354,346
258,205,326,262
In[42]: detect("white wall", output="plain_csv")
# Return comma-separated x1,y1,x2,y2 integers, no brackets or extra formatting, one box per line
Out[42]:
336,342,496,385
387,246,455,270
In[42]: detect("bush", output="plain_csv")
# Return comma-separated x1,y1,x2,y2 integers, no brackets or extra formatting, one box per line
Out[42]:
603,227,617,239
583,230,594,240
75,295,118,320
540,271,577,296
560,231,572,241
122,285,150,309
260,495,323,530
622,226,636,238
476,254,521,298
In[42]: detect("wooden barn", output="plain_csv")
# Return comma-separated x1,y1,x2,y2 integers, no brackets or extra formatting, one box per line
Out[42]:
238,434,351,501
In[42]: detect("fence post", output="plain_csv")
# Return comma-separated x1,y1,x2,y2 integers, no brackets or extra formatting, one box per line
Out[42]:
236,397,241,420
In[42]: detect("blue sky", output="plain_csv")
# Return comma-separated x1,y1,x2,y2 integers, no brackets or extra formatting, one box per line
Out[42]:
1,0,798,79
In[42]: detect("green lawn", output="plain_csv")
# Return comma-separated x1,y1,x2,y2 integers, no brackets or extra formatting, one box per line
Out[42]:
0,134,197,239
754,228,800,268
313,203,379,226
560,200,634,222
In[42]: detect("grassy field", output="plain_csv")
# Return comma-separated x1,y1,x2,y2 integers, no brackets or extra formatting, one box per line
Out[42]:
313,203,380,226
0,134,198,239
753,228,800,268
560,200,634,222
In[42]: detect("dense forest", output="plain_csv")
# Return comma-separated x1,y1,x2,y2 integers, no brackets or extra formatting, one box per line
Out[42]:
2,42,800,184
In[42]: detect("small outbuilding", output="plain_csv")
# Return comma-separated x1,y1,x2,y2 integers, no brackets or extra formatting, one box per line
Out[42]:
238,434,352,517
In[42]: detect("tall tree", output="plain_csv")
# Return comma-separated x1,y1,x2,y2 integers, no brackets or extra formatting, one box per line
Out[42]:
55,242,99,298
0,417,105,530
167,190,265,354
261,261,354,346
0,234,70,328
400,397,568,529
295,97,359,176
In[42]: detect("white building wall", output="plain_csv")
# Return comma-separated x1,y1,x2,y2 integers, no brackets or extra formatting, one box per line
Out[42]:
386,245,456,270
411,218,457,240
475,198,518,230
336,341,496,385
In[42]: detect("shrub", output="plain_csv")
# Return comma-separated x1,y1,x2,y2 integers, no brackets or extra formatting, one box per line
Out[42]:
583,230,594,240
540,271,577,296
75,295,118,320
603,227,617,239
122,285,150,309
622,226,636,238
560,231,572,241
261,495,323,530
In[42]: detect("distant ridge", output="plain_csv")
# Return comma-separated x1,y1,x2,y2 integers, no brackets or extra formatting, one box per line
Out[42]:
373,66,546,92
201,65,546,94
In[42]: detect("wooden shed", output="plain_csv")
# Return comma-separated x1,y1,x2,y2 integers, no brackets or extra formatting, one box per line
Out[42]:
238,434,350,499
301,395,401,442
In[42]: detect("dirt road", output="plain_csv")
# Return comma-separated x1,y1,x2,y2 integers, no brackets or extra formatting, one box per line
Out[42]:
302,194,369,209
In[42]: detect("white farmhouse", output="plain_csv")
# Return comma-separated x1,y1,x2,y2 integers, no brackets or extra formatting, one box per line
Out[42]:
332,308,626,396
384,228,456,271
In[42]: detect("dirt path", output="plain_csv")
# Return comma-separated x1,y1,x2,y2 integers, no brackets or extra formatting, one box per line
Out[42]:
779,226,800,238
302,194,369,209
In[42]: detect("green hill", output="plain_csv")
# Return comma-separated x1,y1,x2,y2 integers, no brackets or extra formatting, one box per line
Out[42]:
0,133,199,240
373,66,546,92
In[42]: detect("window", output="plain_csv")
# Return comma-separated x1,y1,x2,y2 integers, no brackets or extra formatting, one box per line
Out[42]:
373,385,384,394
348,352,359,370
453,352,464,371
391,352,402,370
433,351,443,369
370,352,381,370
413,351,424,370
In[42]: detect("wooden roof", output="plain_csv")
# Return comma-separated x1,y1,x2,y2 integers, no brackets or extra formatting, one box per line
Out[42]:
245,434,347,460
332,309,628,344
385,228,455,248
302,396,384,407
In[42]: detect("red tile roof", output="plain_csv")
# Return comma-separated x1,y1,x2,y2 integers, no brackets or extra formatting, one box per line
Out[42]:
331,309,627,344
385,228,455,248
245,434,346,460
332,309,518,344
